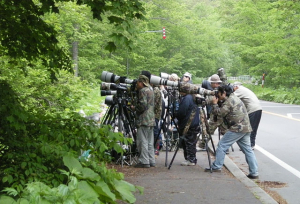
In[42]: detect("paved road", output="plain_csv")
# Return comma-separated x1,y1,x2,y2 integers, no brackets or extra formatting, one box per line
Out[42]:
228,100,300,204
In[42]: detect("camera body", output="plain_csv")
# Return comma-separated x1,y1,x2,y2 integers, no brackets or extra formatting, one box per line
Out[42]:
194,96,206,106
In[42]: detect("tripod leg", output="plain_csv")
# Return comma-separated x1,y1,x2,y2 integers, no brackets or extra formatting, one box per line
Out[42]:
168,137,181,170
165,133,168,167
205,137,213,173
207,133,216,154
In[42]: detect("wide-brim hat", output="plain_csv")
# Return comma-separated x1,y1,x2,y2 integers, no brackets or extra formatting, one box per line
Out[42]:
183,72,192,79
233,81,243,87
138,75,150,87
208,74,222,83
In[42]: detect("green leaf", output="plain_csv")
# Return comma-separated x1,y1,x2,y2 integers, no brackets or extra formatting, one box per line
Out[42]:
2,176,8,183
63,155,83,171
57,184,69,197
21,162,27,169
135,185,144,195
70,139,75,147
16,198,30,204
113,179,136,203
78,181,99,197
94,180,116,201
7,175,13,184
81,167,100,181
0,195,17,204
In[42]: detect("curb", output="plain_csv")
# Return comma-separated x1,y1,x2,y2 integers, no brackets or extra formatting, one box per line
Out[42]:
224,156,277,204
208,143,277,204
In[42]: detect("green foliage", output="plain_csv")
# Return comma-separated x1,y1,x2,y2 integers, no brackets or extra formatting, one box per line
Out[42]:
244,84,300,105
0,0,145,80
0,57,134,197
0,156,143,204
218,0,300,88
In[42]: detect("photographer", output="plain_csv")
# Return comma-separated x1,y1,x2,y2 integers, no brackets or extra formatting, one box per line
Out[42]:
181,72,192,83
195,74,223,151
202,74,223,119
177,90,200,166
141,71,162,156
233,82,262,149
205,85,259,179
131,75,156,168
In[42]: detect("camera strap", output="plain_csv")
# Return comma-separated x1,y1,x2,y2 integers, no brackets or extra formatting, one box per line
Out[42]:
182,105,197,135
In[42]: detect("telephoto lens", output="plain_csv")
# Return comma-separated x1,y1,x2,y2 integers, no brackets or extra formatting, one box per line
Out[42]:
101,90,117,96
101,71,134,84
100,82,118,90
150,75,179,87
160,72,171,79
104,95,116,106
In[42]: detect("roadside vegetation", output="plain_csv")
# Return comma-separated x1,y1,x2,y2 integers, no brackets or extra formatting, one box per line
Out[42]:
1,0,300,203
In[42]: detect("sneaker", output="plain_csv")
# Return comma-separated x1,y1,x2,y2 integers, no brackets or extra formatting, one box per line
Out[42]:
204,167,221,172
150,163,156,167
247,174,259,179
155,150,159,156
196,147,206,152
226,149,229,154
134,163,150,168
181,160,196,166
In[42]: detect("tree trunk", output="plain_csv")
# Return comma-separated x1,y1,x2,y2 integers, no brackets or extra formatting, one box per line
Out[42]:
72,41,79,77
72,24,79,77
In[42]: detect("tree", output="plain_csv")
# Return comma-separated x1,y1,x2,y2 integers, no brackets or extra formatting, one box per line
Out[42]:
0,0,145,78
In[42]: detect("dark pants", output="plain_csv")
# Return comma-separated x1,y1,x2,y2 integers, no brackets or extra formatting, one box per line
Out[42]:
181,126,200,164
206,105,212,120
248,110,262,147
154,118,160,150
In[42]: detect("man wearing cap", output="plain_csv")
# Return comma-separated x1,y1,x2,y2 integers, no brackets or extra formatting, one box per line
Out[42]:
233,82,262,149
202,74,223,119
197,74,223,150
131,75,156,168
181,72,192,83
205,85,259,179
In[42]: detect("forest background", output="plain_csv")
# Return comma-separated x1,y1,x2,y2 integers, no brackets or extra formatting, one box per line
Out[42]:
1,0,300,203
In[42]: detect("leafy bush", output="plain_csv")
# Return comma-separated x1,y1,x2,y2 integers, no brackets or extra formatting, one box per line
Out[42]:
0,156,143,204
0,60,139,203
244,84,300,105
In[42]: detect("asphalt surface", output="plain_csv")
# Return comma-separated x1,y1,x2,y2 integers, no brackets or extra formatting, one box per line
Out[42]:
121,135,278,204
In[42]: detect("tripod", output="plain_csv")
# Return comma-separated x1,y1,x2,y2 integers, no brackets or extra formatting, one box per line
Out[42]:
101,93,138,166
154,88,179,167
168,103,216,170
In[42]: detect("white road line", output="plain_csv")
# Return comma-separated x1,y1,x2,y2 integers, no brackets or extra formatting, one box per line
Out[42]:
263,111,300,122
287,113,300,118
255,145,300,179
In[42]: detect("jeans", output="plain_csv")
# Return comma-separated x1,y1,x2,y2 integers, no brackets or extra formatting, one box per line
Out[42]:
212,131,258,176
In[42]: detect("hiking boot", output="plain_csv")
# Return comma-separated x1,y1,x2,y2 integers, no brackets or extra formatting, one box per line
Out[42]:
181,160,196,166
134,163,150,168
247,174,259,179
